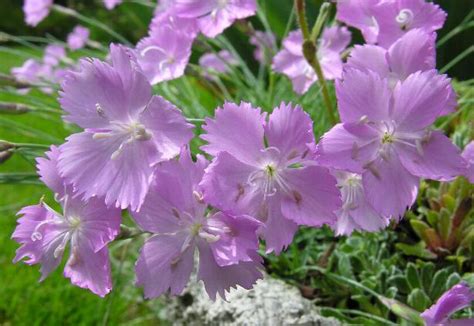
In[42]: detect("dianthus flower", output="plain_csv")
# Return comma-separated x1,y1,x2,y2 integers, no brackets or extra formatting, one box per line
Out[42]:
67,25,90,51
250,31,276,65
200,102,341,253
23,0,53,27
317,69,466,218
421,282,474,326
58,44,193,211
372,0,447,48
272,26,351,94
133,148,263,300
346,28,456,115
173,0,257,38
332,171,389,235
13,146,121,297
462,142,474,183
43,44,66,67
104,0,122,10
335,0,382,43
199,50,238,76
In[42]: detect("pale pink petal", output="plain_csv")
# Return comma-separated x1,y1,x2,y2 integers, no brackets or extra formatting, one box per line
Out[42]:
36,145,65,196
135,234,194,298
462,141,474,183
201,102,265,165
346,45,389,77
396,131,466,182
264,103,315,160
336,69,391,123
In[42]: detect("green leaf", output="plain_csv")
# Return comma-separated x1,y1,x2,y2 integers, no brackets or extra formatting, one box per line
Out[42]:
426,210,439,227
421,263,436,293
387,275,410,294
438,208,452,242
410,220,431,240
446,273,461,289
407,288,431,312
429,268,450,300
406,263,422,290
396,242,437,260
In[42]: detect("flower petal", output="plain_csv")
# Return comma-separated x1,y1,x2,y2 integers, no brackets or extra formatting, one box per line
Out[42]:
346,45,389,78
36,145,66,196
281,166,341,227
135,234,194,299
336,69,391,123
197,241,262,301
265,103,315,160
201,101,265,165
396,131,466,181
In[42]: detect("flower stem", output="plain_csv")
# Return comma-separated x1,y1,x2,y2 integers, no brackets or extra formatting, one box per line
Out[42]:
294,0,337,125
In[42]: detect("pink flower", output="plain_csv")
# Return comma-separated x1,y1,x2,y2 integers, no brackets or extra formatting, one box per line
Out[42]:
332,171,389,235
200,102,341,253
67,25,90,51
250,31,276,64
136,22,194,84
335,0,382,44
13,146,121,297
104,0,122,10
317,69,466,218
346,28,456,115
272,26,351,94
421,282,474,326
173,0,257,38
462,141,474,183
372,0,447,48
23,0,53,27
58,44,194,211
43,44,66,67
133,148,263,300
199,50,238,75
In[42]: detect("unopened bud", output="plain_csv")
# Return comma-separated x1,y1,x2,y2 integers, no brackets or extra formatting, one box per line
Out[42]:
0,149,14,164
0,141,15,152
0,102,30,114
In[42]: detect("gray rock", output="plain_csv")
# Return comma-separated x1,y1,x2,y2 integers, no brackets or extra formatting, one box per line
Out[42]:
165,277,342,326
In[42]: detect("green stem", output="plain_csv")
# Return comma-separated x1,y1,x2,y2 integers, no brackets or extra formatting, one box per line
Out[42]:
320,307,398,326
295,0,337,124
310,3,330,42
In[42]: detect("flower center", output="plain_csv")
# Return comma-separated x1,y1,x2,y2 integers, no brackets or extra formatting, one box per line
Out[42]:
396,9,414,30
382,132,394,144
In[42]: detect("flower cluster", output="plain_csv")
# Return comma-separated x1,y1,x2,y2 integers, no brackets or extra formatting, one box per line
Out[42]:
12,0,473,305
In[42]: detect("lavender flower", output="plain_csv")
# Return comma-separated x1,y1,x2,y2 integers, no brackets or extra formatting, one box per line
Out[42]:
316,69,466,218
421,282,474,326
11,59,43,85
173,0,257,38
200,102,341,253
133,148,263,300
199,50,238,77
13,146,121,297
58,44,194,211
372,0,447,48
333,171,389,235
335,0,381,44
23,0,53,27
250,31,277,65
104,0,122,10
272,26,351,94
136,23,194,84
347,28,456,115
67,25,90,51
462,142,474,183
43,44,66,67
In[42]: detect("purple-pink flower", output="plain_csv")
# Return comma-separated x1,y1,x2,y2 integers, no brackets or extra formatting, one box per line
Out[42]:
173,0,257,38
332,171,389,235
23,0,53,27
200,102,341,253
462,142,474,183
421,282,474,326
13,146,121,297
250,31,277,65
58,44,194,211
336,0,381,44
67,25,90,51
133,148,263,300
317,68,466,218
372,0,447,48
136,23,194,84
43,44,66,67
104,0,122,10
199,50,238,75
272,26,351,94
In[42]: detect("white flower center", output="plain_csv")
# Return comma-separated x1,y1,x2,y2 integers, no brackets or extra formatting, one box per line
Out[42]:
396,9,414,30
